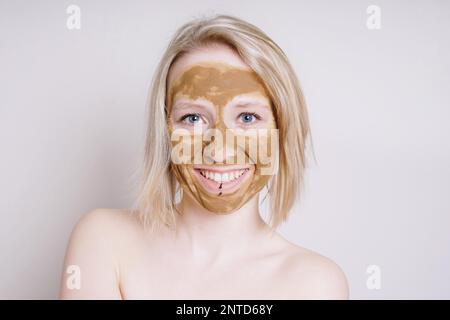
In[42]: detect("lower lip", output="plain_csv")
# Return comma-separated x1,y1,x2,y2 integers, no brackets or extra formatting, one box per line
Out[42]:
193,168,252,194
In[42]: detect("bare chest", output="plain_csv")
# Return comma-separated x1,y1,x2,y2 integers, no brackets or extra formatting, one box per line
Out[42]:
119,253,293,299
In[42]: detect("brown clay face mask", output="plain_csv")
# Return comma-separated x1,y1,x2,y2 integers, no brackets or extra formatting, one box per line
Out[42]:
167,61,279,214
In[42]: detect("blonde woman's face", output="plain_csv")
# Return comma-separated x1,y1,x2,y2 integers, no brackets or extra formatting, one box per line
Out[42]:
166,45,279,214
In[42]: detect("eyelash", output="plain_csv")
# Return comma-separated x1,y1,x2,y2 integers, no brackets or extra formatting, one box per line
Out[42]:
179,113,203,124
178,112,262,125
238,112,261,123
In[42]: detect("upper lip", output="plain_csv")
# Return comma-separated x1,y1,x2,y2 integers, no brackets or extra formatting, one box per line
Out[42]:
193,165,251,173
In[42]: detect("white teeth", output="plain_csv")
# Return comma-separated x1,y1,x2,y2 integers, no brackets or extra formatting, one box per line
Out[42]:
222,173,229,181
199,169,247,183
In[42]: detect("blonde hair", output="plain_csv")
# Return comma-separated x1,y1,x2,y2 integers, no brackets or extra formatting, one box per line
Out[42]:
132,14,313,232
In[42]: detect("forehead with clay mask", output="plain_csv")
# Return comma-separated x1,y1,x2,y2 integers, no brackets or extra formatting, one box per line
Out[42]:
166,46,278,214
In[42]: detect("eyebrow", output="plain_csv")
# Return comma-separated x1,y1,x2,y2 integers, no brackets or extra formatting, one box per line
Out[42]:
172,101,210,110
172,98,270,110
233,101,270,109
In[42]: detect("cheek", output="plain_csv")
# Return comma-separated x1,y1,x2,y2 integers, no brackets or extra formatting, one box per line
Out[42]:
170,127,277,171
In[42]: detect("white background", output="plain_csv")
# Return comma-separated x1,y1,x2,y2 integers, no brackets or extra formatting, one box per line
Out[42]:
1,0,449,299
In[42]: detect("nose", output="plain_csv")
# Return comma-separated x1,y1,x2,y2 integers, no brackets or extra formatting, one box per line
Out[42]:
203,129,237,164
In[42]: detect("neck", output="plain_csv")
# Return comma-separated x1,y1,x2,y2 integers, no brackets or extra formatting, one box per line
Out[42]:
172,192,271,261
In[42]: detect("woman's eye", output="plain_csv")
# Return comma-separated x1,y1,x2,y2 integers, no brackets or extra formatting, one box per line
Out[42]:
239,112,260,124
180,113,203,125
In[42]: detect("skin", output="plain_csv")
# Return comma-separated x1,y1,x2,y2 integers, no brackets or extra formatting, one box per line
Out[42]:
59,43,349,299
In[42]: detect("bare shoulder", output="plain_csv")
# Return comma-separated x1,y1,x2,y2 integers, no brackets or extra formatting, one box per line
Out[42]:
72,208,141,237
274,237,349,299
65,208,144,262
66,208,142,251
60,208,141,299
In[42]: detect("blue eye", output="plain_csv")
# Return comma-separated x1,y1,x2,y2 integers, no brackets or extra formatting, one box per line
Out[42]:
239,112,259,124
181,114,202,124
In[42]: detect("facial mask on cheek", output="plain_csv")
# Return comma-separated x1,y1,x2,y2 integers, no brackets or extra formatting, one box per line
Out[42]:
167,62,278,214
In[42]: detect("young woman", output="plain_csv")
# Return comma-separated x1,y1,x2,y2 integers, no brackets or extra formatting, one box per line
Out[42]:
60,14,349,299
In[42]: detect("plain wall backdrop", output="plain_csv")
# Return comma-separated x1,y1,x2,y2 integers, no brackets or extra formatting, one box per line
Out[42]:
1,0,449,299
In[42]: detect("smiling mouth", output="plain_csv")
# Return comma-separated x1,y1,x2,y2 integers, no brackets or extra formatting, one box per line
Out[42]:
193,167,252,195
198,168,248,183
